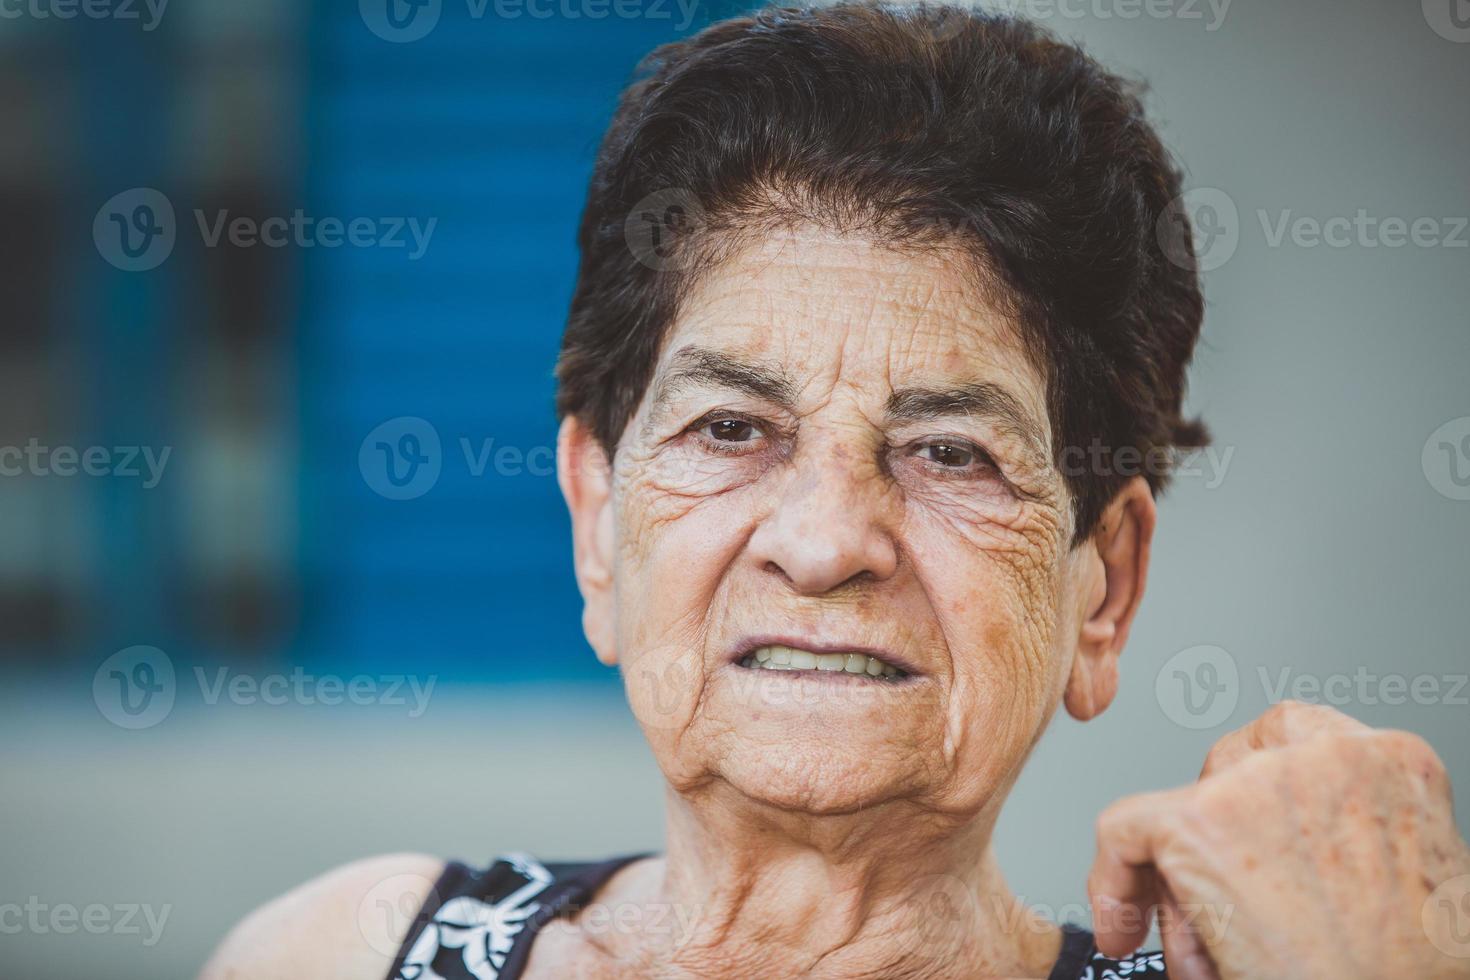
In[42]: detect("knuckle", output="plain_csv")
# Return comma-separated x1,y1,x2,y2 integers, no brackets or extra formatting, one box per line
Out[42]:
1258,699,1303,740
1265,698,1305,716
1376,729,1447,781
1094,797,1146,848
1201,735,1232,768
1269,698,1336,729
1094,805,1123,846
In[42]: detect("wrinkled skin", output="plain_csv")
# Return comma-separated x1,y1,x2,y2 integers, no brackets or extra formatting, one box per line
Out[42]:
602,230,1076,820
554,227,1125,977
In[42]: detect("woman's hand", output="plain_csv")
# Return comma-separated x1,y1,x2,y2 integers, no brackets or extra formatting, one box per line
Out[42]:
1087,700,1470,979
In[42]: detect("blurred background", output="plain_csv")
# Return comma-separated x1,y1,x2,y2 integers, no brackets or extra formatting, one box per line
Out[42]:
1,0,1466,976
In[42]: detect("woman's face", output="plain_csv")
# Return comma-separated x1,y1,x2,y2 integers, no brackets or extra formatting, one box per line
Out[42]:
564,226,1116,819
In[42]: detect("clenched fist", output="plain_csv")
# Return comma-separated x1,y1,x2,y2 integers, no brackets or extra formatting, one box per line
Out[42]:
1088,701,1470,979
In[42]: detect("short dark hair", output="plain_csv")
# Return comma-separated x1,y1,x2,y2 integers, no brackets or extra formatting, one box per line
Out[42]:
556,2,1208,540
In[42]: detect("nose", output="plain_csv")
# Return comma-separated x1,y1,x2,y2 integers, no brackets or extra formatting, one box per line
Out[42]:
745,443,900,594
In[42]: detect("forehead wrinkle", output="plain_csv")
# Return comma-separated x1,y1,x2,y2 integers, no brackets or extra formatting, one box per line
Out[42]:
656,228,1051,442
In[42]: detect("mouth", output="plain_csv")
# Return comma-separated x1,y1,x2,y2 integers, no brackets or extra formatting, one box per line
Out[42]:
734,642,911,681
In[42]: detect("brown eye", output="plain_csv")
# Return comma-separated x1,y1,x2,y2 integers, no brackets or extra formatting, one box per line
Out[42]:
919,442,975,467
703,418,760,442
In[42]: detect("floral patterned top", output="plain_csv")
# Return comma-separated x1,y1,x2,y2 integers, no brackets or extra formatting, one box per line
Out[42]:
387,854,1169,979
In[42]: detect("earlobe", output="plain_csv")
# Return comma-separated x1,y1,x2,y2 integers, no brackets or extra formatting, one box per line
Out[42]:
1064,476,1157,722
556,416,619,666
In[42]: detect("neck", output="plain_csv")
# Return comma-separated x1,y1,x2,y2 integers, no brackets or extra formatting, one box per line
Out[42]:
623,782,1061,979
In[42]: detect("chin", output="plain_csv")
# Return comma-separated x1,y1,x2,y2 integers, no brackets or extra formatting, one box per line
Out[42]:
717,750,917,815
707,723,933,816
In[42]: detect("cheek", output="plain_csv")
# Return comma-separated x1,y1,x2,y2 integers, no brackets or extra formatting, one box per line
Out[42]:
909,487,1067,649
615,455,762,606
613,437,767,553
610,464,762,751
906,501,1069,787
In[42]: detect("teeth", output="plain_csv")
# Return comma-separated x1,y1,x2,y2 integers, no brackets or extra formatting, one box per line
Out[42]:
738,645,906,680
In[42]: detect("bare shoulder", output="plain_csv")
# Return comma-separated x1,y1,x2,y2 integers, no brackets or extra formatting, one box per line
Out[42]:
198,852,446,980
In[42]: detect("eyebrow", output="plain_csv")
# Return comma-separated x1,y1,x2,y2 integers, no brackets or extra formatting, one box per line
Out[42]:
650,345,798,411
885,383,1049,460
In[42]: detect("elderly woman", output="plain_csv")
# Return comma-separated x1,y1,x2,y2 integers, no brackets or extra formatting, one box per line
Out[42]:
204,5,1470,979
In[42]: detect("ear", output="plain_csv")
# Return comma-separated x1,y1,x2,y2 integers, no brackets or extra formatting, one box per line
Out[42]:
1063,476,1157,722
556,415,618,667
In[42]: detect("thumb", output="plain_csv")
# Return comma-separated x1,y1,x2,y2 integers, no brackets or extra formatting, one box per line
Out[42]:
1088,786,1193,959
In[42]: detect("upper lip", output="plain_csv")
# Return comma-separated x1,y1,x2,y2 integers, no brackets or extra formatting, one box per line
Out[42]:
727,634,922,676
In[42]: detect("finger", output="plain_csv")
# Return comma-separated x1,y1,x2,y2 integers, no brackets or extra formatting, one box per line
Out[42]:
1088,786,1192,958
1199,700,1371,778
1156,881,1221,980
